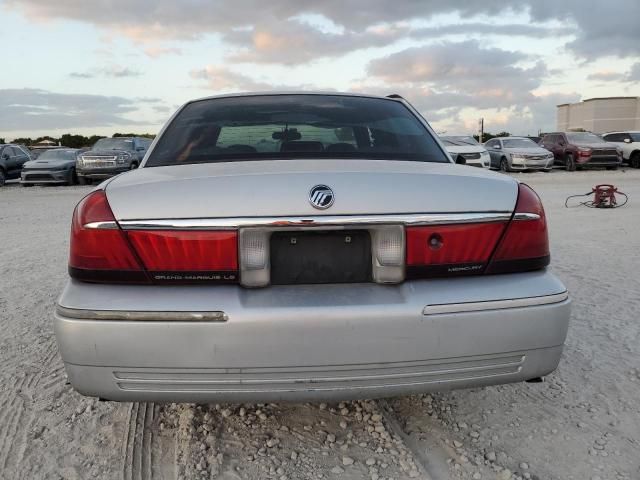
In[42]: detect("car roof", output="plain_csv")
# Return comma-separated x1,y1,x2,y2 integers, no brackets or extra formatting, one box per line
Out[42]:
604,131,640,134
186,91,401,106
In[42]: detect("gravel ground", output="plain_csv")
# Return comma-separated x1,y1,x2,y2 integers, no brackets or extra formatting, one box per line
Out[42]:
0,169,639,480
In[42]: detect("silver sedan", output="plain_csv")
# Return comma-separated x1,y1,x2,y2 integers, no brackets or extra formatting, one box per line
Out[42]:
485,137,555,172
55,92,570,403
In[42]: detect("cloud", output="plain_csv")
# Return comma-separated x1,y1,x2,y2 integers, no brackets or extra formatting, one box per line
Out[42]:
367,40,544,108
587,71,626,82
587,63,640,83
626,62,640,82
7,0,639,63
224,19,404,65
69,65,142,79
190,65,311,92
528,0,640,60
0,88,144,132
144,46,182,58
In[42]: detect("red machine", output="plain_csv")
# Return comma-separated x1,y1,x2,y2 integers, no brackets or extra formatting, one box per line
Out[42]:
565,184,628,208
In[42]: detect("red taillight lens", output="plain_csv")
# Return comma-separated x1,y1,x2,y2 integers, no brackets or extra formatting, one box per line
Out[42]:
127,230,238,275
69,191,147,282
486,183,549,274
406,222,506,277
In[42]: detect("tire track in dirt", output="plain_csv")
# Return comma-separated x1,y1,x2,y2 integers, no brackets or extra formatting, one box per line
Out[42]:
0,374,31,475
377,399,451,480
123,402,155,480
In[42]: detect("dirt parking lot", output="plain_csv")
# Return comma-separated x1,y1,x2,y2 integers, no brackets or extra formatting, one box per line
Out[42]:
0,169,639,480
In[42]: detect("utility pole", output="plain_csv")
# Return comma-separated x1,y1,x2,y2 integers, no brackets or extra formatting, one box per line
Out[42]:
478,118,484,143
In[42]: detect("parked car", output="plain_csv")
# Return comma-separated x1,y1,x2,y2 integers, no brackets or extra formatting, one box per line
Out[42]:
0,144,32,186
540,132,622,171
76,137,152,184
55,92,570,403
601,131,640,168
21,148,83,186
526,136,542,145
440,135,490,168
484,137,554,172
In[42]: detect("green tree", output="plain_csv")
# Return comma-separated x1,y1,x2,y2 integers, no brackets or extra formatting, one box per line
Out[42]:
11,137,34,146
112,132,156,139
60,134,91,148
0,138,5,144
87,135,106,146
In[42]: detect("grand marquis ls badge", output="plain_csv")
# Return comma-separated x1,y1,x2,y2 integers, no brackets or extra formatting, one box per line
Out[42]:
309,185,335,210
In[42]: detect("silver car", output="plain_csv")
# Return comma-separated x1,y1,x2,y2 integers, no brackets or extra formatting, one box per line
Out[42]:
485,137,554,172
55,93,570,403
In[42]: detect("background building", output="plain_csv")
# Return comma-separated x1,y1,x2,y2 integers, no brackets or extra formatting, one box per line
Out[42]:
557,97,640,133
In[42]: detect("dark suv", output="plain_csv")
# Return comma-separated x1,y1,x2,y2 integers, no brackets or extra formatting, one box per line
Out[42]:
0,144,32,186
76,137,152,184
540,132,622,171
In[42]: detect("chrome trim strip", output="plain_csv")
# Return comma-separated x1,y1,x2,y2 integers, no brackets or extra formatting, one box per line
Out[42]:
513,213,541,221
422,291,568,315
56,305,228,322
83,221,119,230
118,212,513,231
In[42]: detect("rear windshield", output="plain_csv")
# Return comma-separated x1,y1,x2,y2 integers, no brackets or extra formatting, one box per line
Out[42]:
502,138,538,148
145,95,448,167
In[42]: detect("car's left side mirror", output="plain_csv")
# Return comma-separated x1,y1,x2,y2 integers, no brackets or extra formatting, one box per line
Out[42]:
623,138,631,143
1,154,9,160
455,155,466,165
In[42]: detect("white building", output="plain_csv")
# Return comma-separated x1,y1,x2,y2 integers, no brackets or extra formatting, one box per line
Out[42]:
557,97,640,133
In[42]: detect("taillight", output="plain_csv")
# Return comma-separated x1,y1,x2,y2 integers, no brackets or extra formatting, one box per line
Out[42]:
69,190,239,284
127,230,238,283
406,183,549,278
69,190,148,283
406,222,506,278
486,183,550,274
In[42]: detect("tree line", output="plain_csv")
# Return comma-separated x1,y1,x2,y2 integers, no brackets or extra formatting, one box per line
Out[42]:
6,133,156,148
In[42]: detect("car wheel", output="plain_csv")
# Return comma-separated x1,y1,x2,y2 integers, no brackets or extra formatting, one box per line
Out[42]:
21,182,33,187
500,157,510,172
130,162,139,170
68,168,78,185
630,152,640,168
0,169,6,187
565,153,576,171
78,176,89,186
543,168,552,172
606,165,618,171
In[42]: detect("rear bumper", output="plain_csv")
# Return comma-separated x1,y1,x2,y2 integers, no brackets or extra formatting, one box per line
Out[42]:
55,271,571,402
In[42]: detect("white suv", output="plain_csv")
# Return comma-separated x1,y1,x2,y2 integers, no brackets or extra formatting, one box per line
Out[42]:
602,132,640,168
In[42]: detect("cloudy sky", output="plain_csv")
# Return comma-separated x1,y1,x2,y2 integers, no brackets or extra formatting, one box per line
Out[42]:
1,0,639,140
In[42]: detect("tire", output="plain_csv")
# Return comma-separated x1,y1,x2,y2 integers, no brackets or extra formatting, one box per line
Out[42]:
0,169,5,187
565,153,576,171
630,152,640,169
499,157,510,172
130,162,139,170
21,182,33,187
606,165,618,171
67,168,78,186
78,176,89,186
543,168,552,172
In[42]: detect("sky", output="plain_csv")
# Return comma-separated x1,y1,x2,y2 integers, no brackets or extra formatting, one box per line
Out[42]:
1,0,639,141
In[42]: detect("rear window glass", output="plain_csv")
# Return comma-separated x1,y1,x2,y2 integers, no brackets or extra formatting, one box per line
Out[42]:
146,95,448,166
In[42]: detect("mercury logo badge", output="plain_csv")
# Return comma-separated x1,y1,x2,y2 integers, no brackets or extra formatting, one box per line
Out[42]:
309,185,335,209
